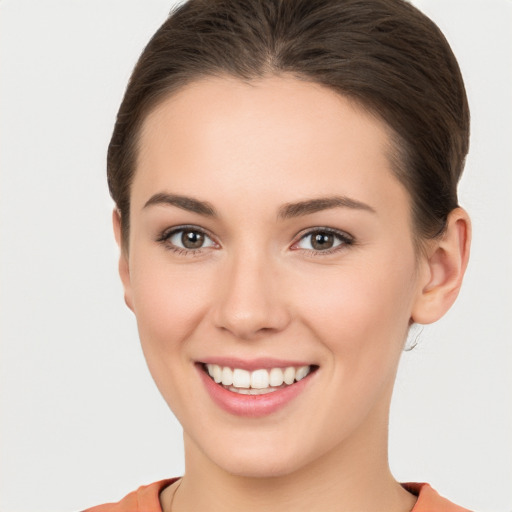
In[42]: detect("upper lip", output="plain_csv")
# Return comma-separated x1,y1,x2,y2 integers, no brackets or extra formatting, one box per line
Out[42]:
197,357,316,371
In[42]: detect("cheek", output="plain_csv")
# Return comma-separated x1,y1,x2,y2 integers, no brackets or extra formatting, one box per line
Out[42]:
128,258,216,417
297,254,416,363
289,256,417,437
129,255,212,356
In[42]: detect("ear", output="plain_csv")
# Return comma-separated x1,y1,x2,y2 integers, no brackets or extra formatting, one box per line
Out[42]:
411,208,471,324
112,208,134,312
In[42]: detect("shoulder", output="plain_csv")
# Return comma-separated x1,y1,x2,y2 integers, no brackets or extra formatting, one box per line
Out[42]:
82,479,471,512
405,482,473,512
81,479,178,512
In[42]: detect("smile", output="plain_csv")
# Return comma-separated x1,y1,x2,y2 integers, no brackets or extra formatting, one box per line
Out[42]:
204,364,314,395
198,361,318,417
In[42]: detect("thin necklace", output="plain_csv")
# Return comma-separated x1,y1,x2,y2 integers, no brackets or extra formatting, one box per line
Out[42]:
168,478,182,512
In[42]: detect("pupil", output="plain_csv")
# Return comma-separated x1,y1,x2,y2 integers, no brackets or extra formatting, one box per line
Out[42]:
312,232,333,250
182,230,204,249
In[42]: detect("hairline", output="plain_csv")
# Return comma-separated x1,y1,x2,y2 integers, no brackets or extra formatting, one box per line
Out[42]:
119,72,439,256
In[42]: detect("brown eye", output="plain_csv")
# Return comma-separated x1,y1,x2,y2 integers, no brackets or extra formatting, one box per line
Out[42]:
311,232,335,250
181,230,205,249
295,229,352,252
165,227,216,251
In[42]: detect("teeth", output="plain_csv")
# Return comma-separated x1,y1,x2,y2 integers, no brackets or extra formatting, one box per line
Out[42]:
212,364,222,383
251,369,269,389
232,368,251,388
228,386,279,395
295,365,310,381
205,364,313,391
269,367,284,387
221,366,233,386
283,366,295,385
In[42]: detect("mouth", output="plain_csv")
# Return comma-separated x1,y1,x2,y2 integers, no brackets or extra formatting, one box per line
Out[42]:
201,363,318,395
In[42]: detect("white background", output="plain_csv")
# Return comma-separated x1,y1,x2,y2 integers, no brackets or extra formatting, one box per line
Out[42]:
1,1,511,511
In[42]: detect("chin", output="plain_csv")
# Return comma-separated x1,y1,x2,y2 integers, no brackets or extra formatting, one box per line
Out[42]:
203,438,316,479
219,456,301,479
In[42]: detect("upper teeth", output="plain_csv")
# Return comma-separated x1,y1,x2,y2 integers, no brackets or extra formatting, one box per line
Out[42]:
205,364,312,389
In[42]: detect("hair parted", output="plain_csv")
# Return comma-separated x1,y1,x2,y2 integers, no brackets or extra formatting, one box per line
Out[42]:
108,0,469,248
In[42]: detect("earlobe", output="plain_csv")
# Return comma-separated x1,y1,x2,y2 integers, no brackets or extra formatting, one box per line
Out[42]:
112,209,134,312
411,208,471,324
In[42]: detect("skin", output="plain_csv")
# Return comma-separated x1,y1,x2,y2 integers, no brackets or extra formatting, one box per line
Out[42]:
113,76,470,512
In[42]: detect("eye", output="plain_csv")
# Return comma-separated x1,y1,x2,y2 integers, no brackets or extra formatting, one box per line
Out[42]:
158,226,217,252
293,228,353,252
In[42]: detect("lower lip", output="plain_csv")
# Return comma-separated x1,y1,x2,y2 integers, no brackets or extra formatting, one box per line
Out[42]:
197,365,315,418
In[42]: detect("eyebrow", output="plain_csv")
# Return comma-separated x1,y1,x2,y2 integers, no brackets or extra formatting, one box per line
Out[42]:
278,196,376,219
143,192,375,219
143,193,217,217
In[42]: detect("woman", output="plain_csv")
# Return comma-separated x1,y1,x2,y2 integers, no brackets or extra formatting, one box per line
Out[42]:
86,0,471,510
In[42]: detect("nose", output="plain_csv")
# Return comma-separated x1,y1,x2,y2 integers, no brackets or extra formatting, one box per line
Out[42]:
212,251,291,340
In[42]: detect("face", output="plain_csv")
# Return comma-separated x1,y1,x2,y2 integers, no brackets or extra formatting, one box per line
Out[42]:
119,76,429,478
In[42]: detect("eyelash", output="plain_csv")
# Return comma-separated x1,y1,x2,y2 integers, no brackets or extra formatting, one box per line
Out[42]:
156,225,217,256
291,227,354,256
156,225,354,256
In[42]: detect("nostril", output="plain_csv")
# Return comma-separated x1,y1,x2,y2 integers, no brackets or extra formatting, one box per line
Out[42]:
214,301,292,340
212,260,292,338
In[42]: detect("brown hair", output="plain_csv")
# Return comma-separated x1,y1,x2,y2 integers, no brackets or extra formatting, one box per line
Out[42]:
107,0,469,248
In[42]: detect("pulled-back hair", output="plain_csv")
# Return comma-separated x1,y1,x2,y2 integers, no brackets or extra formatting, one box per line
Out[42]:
108,0,469,248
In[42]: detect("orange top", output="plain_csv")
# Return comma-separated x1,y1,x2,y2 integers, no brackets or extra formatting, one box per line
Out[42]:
82,479,472,512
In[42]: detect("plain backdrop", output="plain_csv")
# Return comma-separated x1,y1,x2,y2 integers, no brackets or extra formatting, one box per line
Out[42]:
1,1,511,511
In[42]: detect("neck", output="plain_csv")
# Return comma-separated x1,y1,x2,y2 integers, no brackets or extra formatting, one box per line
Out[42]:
167,399,416,512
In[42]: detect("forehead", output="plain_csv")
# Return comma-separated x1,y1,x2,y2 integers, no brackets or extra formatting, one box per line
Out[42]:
133,76,407,215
